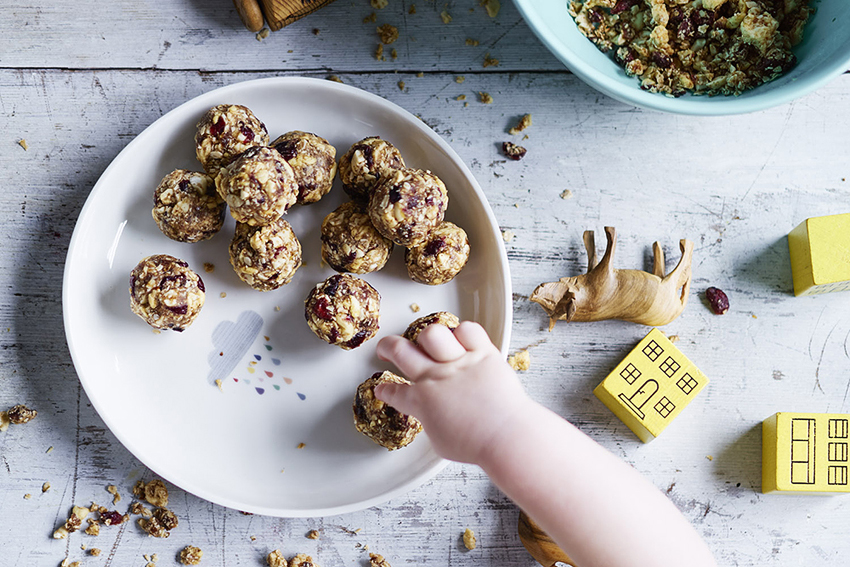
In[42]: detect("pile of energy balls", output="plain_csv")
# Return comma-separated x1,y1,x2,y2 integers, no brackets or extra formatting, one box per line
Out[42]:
127,103,472,450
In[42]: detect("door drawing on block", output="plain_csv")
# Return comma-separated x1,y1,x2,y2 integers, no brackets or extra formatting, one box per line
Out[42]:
790,418,816,485
618,379,659,420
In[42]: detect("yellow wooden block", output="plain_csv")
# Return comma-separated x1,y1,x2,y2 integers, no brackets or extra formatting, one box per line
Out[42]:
788,213,850,296
593,328,708,443
762,412,850,494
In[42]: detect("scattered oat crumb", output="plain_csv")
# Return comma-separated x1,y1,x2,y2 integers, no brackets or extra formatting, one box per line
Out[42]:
280,468,285,473
215,379,223,392
478,92,493,104
440,10,452,23
307,529,320,539
378,23,398,44
752,314,758,319
179,546,203,565
394,80,405,91
297,442,306,449
42,482,51,493
80,544,86,551
409,4,416,14
559,189,573,200
47,446,54,453
481,0,501,18
463,528,477,550
464,102,468,107
203,263,215,273
85,521,100,536
0,411,9,432
106,485,121,504
375,44,385,61
416,71,423,77
455,75,465,83
18,139,28,151
250,535,257,541
465,38,479,46
7,404,37,424
24,493,32,499
482,53,499,68
363,12,377,23
514,203,520,208
369,553,391,567
68,562,80,567
509,114,532,135
507,349,530,371
327,75,344,84
706,455,714,461
667,334,680,343
312,28,320,35
152,329,161,335
219,292,226,298
455,95,466,101
501,230,515,243
370,0,388,9
274,305,281,311
267,550,286,567
390,48,398,59
410,303,420,313
364,544,370,551
89,549,101,557
255,28,270,41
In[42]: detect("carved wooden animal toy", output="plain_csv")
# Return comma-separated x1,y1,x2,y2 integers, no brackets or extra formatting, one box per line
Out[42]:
530,227,694,329
518,510,575,567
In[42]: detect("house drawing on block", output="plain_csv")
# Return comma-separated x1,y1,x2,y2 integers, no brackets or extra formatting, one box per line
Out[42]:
593,328,709,443
763,412,850,494
788,213,850,296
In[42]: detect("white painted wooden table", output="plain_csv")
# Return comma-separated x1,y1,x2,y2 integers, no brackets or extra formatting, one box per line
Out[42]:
1,1,849,565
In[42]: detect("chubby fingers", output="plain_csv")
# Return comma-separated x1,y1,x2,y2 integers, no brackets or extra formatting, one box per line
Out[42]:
416,324,467,362
374,381,416,416
377,335,436,380
452,321,495,352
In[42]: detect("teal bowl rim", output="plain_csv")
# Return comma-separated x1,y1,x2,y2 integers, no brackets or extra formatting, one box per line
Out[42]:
513,0,850,115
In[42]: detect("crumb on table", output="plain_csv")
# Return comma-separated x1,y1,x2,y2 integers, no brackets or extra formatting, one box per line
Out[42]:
559,189,573,200
509,114,532,135
440,10,452,23
307,529,320,539
369,553,391,567
179,546,203,565
502,141,527,160
378,24,398,44
478,92,493,104
507,349,530,371
410,303,420,313
501,230,515,243
463,527,477,550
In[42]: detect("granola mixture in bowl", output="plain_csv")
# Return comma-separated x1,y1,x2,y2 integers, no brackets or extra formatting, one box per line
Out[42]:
569,0,812,96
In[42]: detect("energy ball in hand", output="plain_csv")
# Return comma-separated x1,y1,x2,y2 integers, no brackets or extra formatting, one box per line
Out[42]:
195,104,269,176
404,221,470,285
304,274,380,350
270,131,337,205
321,201,393,274
129,255,205,332
229,218,302,291
368,168,448,247
152,169,225,243
402,311,460,344
353,371,422,450
215,146,298,226
339,136,405,202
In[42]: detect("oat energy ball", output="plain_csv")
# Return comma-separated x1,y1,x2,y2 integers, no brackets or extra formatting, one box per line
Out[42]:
304,274,380,350
402,311,460,344
195,104,269,175
270,131,338,205
354,371,422,450
339,137,405,202
321,202,393,274
152,169,225,243
405,221,470,285
129,255,205,332
215,146,298,226
369,168,448,247
229,218,302,291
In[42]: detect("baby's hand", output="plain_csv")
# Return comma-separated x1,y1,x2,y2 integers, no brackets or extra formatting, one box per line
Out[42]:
375,322,532,465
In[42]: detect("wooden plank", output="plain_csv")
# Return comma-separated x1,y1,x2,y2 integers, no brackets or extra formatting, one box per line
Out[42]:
1,68,850,565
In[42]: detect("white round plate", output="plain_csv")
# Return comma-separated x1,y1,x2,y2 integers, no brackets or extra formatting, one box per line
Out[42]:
63,77,511,517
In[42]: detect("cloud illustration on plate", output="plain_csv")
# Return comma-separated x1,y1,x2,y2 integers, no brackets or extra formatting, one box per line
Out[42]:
207,310,264,386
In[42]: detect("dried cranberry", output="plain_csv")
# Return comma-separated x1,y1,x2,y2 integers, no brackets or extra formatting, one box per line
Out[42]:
197,276,205,293
651,52,672,69
677,17,694,41
588,8,603,24
166,304,189,315
323,275,342,297
178,179,191,192
705,287,729,315
239,123,255,143
344,330,369,349
274,140,298,161
129,275,137,296
612,0,639,15
502,141,527,161
312,297,333,321
389,187,402,203
102,511,124,526
160,275,186,289
355,144,375,170
210,116,225,137
424,237,446,256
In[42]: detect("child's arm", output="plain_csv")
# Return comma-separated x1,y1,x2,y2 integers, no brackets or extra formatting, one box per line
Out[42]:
375,322,717,567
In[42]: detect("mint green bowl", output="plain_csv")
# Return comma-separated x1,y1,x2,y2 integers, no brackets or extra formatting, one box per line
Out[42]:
513,0,850,115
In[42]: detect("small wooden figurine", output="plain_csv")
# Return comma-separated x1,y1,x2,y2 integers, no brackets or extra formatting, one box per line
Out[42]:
530,227,694,330
787,213,850,296
763,412,850,494
518,511,575,567
594,328,708,443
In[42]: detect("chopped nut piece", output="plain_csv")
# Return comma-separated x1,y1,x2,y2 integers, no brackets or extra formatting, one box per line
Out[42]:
307,529,320,539
482,53,499,68
455,76,465,84
106,485,121,504
18,139,28,151
397,81,405,91
215,379,223,391
502,141,526,160
377,24,398,44
668,334,680,343
24,493,32,499
7,404,37,424
85,521,100,536
501,230,515,243
408,4,416,14
179,546,203,565
410,303,420,313
255,28,270,41
507,349,531,371
706,455,714,461
0,412,9,432
463,528,477,550
141,479,169,507
312,28,320,35
508,114,532,135
370,0,388,9
478,92,493,104
390,48,398,60
440,10,452,24
375,44,385,61
481,0,500,18
219,292,226,298
89,549,102,557
369,553,391,567
363,12,377,23
455,95,466,101
139,507,177,538
42,482,51,493
327,75,344,83
559,189,573,200
297,442,306,449
267,551,286,567
465,38,479,46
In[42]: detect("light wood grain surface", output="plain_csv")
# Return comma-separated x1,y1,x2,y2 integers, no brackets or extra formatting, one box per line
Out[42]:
1,1,850,566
